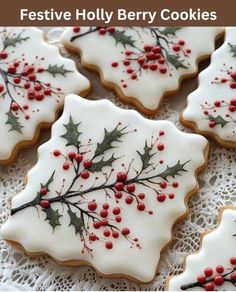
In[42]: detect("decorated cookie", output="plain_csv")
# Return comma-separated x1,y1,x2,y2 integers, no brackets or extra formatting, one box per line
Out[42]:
181,27,236,148
61,27,223,115
0,27,90,164
167,207,236,291
1,94,208,283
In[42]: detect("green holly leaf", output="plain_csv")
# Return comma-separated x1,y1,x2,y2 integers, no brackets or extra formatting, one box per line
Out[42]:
67,209,84,235
6,110,23,133
158,160,190,181
40,171,55,191
228,42,236,57
94,124,127,157
160,27,181,36
208,115,228,128
166,53,188,69
45,64,72,77
3,33,29,49
110,30,136,48
89,155,117,172
61,116,81,147
137,141,155,171
43,207,62,230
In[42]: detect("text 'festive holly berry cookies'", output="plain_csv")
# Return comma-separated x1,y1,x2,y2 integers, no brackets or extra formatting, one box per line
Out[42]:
1,94,209,283
0,27,90,164
181,27,236,148
167,207,236,291
61,27,224,115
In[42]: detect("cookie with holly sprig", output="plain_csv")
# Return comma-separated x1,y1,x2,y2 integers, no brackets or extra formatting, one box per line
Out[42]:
167,206,236,291
181,27,236,148
0,27,90,164
1,94,208,283
61,26,223,115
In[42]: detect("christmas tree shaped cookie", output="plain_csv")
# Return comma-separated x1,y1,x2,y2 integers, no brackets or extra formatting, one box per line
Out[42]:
61,27,223,115
0,27,90,164
167,207,236,291
181,27,236,148
1,94,208,283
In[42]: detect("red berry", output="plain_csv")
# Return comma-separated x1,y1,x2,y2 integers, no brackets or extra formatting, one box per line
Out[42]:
122,227,130,235
27,89,35,100
11,102,19,111
138,193,145,199
37,67,44,73
126,183,135,193
101,219,108,226
204,282,214,291
44,88,51,96
169,193,175,199
107,27,115,33
113,207,121,215
8,66,16,74
125,50,132,56
231,71,236,80
28,74,36,81
111,61,118,67
146,52,156,60
197,275,206,283
99,28,106,35
115,192,122,199
230,99,236,106
89,233,97,241
221,78,227,83
40,188,48,196
117,172,127,182
149,63,158,71
73,26,80,33
172,182,179,188
81,170,89,179
173,44,181,52
115,216,122,223
137,57,145,65
40,200,50,208
186,49,191,54
123,59,130,66
216,265,224,274
178,40,185,46
160,181,167,189
23,104,29,110
24,82,30,89
214,100,221,107
157,143,165,151
230,273,236,283
131,74,137,80
34,84,42,91
142,63,148,69
103,203,109,210
53,150,61,157
35,93,44,101
230,82,236,89
230,257,236,265
204,267,213,277
152,46,161,53
68,152,76,160
63,163,70,170
100,209,108,218
0,84,4,92
13,77,21,84
25,114,30,120
83,159,92,168
112,231,119,238
229,105,236,112
105,241,113,249
159,67,167,74
157,193,166,202
88,201,97,211
0,51,8,59
214,275,224,286
209,121,216,128
137,202,145,211
103,229,110,237
93,221,101,229
75,154,83,162
155,53,161,59
158,58,166,65
144,44,153,52
114,182,124,191
159,131,165,136
127,68,133,74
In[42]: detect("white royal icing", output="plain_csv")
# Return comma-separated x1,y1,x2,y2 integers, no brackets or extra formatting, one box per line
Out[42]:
61,27,223,113
0,27,90,162
168,208,236,291
1,94,208,283
182,27,236,146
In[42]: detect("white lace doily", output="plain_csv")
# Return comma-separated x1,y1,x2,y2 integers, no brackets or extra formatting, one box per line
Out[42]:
0,28,235,291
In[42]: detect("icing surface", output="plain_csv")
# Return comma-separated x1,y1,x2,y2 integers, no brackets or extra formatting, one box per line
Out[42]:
168,208,236,291
183,27,236,146
1,94,208,283
61,27,223,112
0,27,90,161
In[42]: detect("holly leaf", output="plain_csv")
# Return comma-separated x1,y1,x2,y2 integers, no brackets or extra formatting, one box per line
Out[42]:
94,124,127,157
40,171,55,191
228,42,236,57
160,27,181,36
166,53,188,69
158,160,190,181
89,155,117,172
208,115,228,128
45,65,72,77
110,30,136,48
43,207,62,230
61,116,81,147
3,33,29,49
6,110,23,133
67,209,84,235
137,141,155,171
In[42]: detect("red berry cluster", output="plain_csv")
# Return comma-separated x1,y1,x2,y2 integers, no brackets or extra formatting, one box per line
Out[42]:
213,70,236,89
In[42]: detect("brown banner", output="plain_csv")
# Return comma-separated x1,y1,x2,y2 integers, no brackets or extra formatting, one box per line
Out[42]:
0,0,234,26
